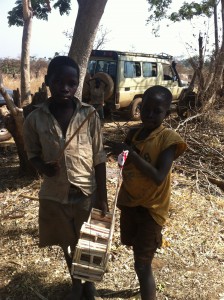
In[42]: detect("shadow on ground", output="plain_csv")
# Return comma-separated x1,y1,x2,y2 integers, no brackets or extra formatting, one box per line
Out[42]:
0,268,76,300
98,288,140,299
0,268,140,300
0,147,38,193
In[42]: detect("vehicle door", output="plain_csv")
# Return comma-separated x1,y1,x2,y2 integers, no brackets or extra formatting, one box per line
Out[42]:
160,63,180,100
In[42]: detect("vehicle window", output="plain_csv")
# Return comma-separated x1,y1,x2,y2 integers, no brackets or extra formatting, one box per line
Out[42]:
107,62,117,77
88,60,96,76
162,64,174,80
88,60,117,77
124,61,141,78
143,62,157,77
95,61,104,73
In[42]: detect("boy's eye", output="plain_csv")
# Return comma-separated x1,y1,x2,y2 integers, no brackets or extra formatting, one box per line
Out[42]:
68,80,78,87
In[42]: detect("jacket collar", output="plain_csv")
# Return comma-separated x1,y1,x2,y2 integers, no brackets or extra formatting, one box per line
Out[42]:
37,97,83,114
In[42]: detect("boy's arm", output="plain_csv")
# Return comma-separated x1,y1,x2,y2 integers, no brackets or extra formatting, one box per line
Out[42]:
29,157,59,177
129,144,176,185
94,162,108,215
125,127,139,145
23,115,60,177
105,140,176,186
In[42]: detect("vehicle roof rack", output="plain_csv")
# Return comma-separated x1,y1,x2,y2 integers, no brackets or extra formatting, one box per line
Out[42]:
91,50,173,60
157,53,173,60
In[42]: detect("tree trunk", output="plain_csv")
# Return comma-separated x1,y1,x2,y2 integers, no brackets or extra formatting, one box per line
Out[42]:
4,0,35,175
5,114,36,176
214,1,219,56
69,0,108,99
1,0,108,176
2,0,35,175
201,0,224,107
0,84,36,175
197,33,205,91
21,0,33,106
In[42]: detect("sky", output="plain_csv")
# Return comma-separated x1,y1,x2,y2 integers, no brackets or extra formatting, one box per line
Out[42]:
0,0,215,60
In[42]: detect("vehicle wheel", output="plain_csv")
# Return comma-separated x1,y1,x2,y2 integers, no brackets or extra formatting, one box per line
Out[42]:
128,98,142,121
93,72,114,100
177,91,197,119
0,128,12,142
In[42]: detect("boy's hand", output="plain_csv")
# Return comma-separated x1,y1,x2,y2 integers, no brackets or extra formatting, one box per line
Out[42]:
104,140,132,155
41,161,60,177
93,197,108,217
30,157,60,177
94,162,108,217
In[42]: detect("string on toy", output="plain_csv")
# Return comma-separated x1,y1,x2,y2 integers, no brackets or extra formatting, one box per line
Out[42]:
83,150,129,281
67,108,131,280
70,123,129,280
104,150,129,268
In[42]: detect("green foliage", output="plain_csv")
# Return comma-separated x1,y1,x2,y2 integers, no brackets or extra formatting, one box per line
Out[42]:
7,0,71,27
170,1,214,22
0,58,21,74
147,0,172,22
53,0,72,16
147,0,215,23
0,57,48,75
8,0,23,26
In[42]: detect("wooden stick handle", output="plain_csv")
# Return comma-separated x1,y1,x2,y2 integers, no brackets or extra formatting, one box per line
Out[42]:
106,168,123,253
56,109,96,161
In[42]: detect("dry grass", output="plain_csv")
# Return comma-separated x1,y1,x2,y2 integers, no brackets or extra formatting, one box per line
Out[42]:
2,73,46,95
0,77,224,299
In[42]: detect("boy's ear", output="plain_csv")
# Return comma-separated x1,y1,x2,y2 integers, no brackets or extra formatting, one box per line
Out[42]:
45,75,49,86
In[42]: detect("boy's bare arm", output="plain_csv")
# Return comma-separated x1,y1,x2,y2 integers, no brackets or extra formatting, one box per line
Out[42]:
94,162,108,215
105,141,176,186
125,127,140,145
129,145,176,185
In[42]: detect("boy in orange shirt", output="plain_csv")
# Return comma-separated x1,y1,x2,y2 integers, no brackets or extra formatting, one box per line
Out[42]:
106,85,187,300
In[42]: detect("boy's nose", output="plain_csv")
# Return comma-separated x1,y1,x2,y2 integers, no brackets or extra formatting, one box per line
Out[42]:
61,84,69,91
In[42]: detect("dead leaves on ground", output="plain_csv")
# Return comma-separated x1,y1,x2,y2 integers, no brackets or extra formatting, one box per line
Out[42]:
0,111,224,299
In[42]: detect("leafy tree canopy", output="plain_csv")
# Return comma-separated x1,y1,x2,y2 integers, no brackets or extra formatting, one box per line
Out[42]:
147,0,215,23
8,0,71,27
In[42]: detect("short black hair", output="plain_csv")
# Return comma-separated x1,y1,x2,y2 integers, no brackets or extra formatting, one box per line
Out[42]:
46,55,80,81
143,85,173,107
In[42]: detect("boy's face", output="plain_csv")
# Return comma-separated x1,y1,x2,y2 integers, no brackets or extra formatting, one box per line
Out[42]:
47,66,79,103
140,95,170,131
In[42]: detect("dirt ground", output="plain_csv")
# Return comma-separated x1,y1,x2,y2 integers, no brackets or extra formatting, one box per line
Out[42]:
0,111,224,300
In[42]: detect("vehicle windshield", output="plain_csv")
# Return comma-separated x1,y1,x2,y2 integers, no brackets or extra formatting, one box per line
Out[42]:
162,63,176,81
88,60,117,78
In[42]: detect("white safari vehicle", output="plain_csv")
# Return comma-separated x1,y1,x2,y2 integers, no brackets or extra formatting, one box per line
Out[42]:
84,50,196,120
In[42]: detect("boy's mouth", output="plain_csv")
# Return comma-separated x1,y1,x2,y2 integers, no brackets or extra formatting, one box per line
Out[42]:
58,94,71,99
